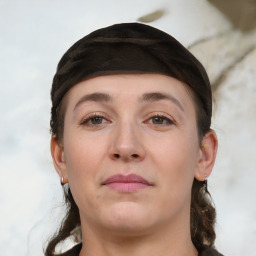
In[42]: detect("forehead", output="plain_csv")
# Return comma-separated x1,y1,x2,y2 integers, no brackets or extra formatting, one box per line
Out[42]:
67,74,193,103
63,74,197,123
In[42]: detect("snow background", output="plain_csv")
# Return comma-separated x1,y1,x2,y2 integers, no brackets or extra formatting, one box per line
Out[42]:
0,0,255,255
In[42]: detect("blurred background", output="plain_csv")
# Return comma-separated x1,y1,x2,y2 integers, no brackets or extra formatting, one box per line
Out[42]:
0,0,256,255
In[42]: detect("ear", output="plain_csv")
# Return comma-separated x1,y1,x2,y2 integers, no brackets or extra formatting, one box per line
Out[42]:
194,129,218,181
51,136,68,184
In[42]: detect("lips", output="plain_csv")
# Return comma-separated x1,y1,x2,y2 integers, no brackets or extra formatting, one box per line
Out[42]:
102,174,152,192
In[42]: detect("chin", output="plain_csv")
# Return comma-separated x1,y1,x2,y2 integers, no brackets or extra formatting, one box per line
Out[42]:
102,202,154,234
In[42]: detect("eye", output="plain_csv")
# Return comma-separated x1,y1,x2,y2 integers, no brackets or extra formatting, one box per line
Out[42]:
151,116,170,124
144,113,175,126
89,116,105,124
80,113,110,127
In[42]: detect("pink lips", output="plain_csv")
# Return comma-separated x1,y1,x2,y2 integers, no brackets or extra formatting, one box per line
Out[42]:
102,174,152,192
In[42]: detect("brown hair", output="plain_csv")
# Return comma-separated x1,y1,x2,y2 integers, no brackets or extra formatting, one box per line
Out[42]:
45,23,216,255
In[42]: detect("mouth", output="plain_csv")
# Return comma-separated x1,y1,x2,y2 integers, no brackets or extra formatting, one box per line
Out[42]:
102,174,153,193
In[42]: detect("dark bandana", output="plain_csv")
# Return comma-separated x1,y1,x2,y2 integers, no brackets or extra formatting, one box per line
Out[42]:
51,23,211,120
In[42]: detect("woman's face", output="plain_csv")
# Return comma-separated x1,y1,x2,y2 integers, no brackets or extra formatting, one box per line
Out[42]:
54,74,208,236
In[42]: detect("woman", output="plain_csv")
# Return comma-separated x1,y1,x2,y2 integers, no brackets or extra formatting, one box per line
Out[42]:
45,23,222,256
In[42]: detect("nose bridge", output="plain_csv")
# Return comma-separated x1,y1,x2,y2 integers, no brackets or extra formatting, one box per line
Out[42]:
110,115,145,161
117,118,138,146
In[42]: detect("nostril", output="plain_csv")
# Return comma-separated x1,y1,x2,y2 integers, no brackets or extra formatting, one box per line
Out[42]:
112,153,140,160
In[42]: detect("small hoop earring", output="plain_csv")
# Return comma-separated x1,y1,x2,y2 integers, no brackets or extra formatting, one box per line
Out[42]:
61,176,65,186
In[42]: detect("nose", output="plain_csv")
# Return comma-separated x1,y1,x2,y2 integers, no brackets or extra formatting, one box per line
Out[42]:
109,121,146,162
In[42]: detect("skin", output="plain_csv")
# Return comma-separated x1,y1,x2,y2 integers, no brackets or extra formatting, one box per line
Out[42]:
51,74,218,256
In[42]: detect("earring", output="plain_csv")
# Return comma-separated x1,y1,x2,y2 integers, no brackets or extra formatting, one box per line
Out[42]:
61,176,65,186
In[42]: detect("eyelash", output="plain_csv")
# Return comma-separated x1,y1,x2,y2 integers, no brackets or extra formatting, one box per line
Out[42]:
79,112,175,128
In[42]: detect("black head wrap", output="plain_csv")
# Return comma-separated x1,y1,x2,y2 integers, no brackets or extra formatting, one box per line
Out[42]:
51,22,212,137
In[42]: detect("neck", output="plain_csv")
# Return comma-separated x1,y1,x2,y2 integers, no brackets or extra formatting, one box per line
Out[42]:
79,217,198,256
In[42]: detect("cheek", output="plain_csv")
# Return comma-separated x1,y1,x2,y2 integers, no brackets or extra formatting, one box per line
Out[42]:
148,130,199,189
62,131,111,214
64,131,108,183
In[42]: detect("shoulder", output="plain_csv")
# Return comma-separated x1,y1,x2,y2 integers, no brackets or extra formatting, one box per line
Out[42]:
58,243,82,256
199,246,224,256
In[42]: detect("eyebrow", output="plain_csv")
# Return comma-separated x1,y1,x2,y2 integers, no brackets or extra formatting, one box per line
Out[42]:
140,92,184,112
74,92,113,111
74,91,184,112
